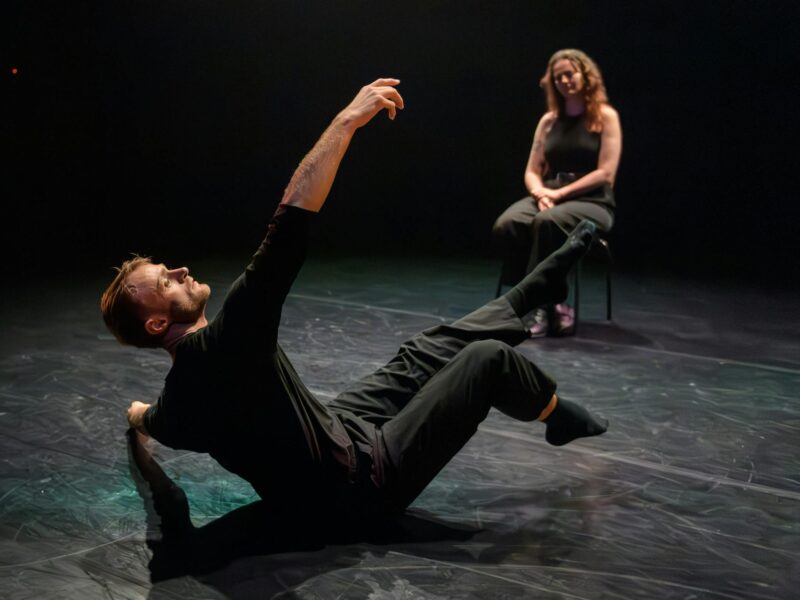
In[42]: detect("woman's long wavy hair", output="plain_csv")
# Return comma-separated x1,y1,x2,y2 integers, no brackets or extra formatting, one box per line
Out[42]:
540,49,609,133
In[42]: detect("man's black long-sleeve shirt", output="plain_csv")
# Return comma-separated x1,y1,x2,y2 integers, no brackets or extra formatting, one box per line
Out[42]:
143,205,361,508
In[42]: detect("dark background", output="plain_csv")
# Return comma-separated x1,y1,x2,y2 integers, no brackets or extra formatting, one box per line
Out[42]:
3,1,798,287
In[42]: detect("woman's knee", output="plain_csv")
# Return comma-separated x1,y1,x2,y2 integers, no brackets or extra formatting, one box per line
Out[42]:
531,210,558,229
493,198,536,239
492,214,514,240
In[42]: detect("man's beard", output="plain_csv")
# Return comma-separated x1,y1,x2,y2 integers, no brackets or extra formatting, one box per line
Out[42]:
171,291,208,323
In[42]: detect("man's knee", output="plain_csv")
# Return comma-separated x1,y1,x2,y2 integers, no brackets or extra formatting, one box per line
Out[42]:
462,339,512,364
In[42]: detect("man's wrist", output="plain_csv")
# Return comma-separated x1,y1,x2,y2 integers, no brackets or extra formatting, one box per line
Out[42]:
331,112,358,137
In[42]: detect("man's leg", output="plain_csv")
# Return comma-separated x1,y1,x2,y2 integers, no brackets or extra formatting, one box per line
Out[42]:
377,339,607,513
329,220,598,424
526,201,613,274
521,203,613,335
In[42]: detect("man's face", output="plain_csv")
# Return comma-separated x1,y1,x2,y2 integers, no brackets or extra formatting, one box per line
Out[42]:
126,263,211,326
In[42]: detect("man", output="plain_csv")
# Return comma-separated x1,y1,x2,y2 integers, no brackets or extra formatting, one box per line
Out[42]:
101,79,608,522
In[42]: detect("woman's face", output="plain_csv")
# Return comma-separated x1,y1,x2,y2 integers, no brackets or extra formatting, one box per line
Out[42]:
552,58,584,98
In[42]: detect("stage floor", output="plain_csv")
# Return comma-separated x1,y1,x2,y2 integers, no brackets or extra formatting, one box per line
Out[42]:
1,256,798,599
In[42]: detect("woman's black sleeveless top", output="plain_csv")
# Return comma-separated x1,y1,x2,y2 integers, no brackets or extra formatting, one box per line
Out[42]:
543,113,615,208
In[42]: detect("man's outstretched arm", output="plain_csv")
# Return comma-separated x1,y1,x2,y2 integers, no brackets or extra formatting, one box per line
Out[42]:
280,78,404,213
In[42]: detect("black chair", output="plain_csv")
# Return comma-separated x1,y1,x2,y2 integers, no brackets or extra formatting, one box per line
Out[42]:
495,236,613,333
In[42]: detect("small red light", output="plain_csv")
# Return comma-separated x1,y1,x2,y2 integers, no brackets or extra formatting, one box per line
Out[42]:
11,67,18,76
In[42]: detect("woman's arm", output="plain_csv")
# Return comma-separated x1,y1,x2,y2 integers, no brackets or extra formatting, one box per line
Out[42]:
545,105,623,203
524,112,556,198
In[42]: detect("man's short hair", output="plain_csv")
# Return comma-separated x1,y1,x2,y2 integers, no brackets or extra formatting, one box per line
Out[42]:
100,255,164,348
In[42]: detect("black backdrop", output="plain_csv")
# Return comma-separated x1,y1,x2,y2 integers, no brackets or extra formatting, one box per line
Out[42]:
4,1,799,286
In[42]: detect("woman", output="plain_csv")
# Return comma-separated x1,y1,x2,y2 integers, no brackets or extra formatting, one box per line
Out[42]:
492,49,622,337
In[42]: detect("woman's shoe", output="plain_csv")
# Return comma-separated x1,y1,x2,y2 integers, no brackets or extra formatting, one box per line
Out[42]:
528,307,550,338
551,303,575,336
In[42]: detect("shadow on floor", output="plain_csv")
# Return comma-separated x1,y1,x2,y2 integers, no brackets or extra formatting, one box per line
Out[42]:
573,321,654,347
127,429,478,586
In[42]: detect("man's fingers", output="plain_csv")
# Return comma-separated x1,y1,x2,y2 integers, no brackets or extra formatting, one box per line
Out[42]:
380,98,397,120
371,77,400,87
377,87,404,109
342,79,404,130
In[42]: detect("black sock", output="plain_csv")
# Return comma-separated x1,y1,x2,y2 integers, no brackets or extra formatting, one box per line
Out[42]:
545,397,608,446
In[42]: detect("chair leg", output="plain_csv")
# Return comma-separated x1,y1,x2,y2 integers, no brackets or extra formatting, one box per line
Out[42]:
601,240,613,321
573,260,581,335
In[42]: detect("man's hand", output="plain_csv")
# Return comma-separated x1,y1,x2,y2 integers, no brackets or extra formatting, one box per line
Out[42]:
336,78,404,133
127,401,151,433
281,78,404,213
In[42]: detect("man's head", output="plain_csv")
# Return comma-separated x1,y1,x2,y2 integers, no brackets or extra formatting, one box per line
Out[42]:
100,256,211,348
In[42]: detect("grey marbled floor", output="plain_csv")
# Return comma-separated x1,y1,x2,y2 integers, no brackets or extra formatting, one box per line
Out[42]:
1,256,798,599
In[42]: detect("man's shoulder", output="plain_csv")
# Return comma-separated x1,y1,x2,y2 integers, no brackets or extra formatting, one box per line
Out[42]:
167,332,215,385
